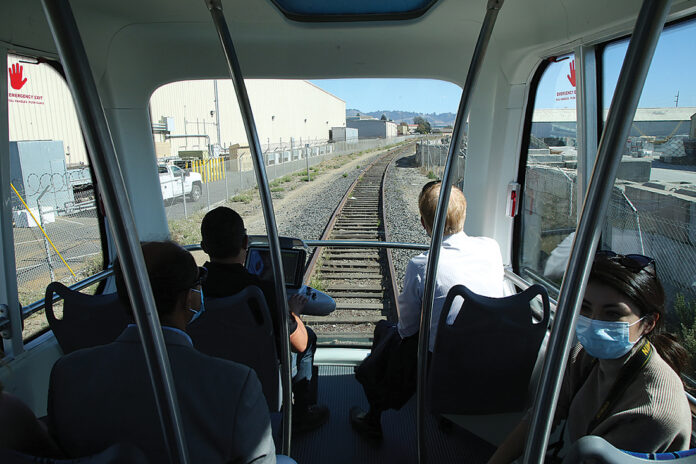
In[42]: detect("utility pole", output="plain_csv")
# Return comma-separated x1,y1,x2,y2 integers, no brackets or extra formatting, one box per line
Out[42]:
675,90,680,108
214,80,222,147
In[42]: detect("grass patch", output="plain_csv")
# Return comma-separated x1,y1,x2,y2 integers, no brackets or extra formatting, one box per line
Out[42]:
427,171,438,180
169,210,207,246
310,275,326,293
342,173,348,178
270,186,285,192
231,193,253,203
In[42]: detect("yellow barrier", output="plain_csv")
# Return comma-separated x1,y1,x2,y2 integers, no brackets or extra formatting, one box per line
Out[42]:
189,158,226,183
10,183,76,277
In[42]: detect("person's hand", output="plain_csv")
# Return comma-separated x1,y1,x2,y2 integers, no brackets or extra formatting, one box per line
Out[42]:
288,293,308,314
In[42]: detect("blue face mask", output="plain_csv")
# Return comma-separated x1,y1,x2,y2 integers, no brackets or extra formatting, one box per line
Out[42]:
575,314,646,359
188,287,205,324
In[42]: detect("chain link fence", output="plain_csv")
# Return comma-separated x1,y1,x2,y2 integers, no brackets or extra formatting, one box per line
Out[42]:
161,136,417,224
10,166,103,309
413,136,467,185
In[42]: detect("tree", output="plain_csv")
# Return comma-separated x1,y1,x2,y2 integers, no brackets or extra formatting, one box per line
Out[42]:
413,116,431,134
380,114,387,121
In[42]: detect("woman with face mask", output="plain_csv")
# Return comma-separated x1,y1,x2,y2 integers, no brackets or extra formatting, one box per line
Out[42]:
488,252,692,464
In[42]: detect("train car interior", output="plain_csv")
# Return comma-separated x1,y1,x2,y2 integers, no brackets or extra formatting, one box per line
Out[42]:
2,0,696,462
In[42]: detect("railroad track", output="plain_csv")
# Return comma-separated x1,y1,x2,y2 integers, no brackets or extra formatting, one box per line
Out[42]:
303,143,415,344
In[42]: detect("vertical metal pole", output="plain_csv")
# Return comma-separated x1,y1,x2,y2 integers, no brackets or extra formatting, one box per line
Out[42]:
415,2,503,463
181,174,188,219
37,198,56,282
214,79,221,148
224,156,229,200
239,154,243,191
575,44,599,216
306,144,311,181
0,48,24,356
40,2,190,463
205,160,211,211
204,0,294,454
523,1,671,462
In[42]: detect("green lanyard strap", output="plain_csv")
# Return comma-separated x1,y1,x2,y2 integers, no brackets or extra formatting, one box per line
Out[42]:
586,339,653,435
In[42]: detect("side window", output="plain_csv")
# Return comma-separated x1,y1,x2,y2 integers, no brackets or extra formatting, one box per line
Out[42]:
518,55,578,295
599,19,696,373
7,54,105,340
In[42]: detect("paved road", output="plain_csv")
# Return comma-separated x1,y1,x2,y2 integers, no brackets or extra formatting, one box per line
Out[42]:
651,167,696,184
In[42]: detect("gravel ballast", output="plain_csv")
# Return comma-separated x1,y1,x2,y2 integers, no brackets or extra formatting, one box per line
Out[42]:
384,152,431,292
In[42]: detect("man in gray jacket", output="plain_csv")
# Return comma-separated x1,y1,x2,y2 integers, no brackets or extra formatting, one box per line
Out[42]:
48,241,275,463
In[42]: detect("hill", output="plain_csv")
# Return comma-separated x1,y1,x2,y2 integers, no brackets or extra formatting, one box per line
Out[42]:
346,109,456,127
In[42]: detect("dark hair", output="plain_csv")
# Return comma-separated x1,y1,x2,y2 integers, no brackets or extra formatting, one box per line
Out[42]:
590,254,690,376
114,241,198,316
201,207,246,259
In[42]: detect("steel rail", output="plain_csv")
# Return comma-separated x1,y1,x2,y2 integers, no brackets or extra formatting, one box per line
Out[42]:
523,1,672,462
204,0,294,454
40,1,190,462
382,155,402,320
302,144,411,284
415,1,503,462
0,269,112,334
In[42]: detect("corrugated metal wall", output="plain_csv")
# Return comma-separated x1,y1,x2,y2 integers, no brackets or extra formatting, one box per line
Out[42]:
149,79,346,154
8,55,88,167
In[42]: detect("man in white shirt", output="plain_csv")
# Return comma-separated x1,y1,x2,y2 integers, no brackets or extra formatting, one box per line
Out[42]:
351,181,505,440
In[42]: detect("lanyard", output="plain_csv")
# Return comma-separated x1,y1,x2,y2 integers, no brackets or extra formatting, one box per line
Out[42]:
586,338,653,434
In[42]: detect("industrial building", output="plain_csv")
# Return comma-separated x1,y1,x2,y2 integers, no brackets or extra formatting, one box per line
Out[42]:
8,55,87,167
8,50,347,165
531,107,696,140
150,80,346,157
346,119,398,139
330,127,358,142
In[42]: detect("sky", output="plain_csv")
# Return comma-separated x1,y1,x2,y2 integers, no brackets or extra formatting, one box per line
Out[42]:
532,19,696,110
310,78,462,114
311,19,695,114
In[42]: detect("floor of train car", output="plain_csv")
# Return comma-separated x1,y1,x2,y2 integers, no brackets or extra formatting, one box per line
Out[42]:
291,365,496,464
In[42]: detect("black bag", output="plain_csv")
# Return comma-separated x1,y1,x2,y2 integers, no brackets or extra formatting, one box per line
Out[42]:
355,320,419,412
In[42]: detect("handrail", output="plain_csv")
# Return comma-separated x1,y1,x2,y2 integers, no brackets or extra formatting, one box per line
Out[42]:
204,0,294,454
415,1,503,462
503,268,558,310
0,269,113,334
41,1,190,462
304,240,430,250
523,1,672,462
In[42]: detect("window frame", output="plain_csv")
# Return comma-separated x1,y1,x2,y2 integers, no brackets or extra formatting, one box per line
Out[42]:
514,13,696,291
1,52,110,353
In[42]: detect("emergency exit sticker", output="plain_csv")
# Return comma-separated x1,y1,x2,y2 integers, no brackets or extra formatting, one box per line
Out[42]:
8,61,44,105
555,59,576,103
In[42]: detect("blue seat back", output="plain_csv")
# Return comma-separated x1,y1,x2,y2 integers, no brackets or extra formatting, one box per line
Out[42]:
45,282,128,354
563,435,696,463
187,286,281,412
429,283,550,414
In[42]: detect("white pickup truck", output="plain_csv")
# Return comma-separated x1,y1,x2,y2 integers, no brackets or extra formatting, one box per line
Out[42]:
158,164,203,202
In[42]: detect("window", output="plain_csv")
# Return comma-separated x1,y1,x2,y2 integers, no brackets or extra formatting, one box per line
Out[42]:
517,55,578,296
598,18,696,375
150,78,461,345
7,54,105,340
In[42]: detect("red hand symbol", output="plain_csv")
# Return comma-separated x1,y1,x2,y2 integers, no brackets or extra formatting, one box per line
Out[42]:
9,63,28,90
566,59,576,87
